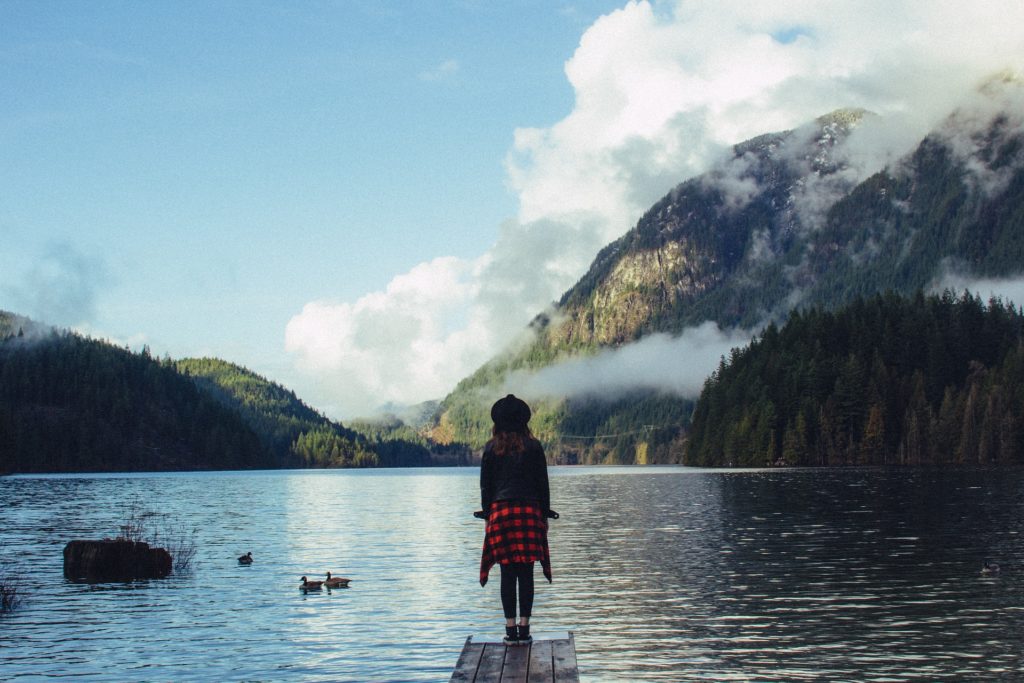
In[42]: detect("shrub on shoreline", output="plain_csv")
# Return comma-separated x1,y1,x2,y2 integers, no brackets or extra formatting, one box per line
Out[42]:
116,498,198,573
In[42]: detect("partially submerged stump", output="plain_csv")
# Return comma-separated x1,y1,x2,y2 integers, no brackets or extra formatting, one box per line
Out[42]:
63,540,172,582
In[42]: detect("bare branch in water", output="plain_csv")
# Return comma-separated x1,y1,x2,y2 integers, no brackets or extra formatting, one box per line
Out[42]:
114,497,198,573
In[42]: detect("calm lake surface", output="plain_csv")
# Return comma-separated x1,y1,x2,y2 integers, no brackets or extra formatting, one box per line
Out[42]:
1,466,1023,681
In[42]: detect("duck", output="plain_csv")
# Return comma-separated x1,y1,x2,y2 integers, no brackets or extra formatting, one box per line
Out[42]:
325,571,351,588
300,576,324,590
238,552,253,565
981,561,1001,576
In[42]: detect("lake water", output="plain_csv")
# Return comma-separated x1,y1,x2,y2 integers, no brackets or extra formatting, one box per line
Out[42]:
1,466,1022,681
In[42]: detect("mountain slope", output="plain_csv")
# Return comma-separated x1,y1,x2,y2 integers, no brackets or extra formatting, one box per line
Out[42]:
437,79,1024,463
174,357,376,468
0,317,273,472
0,313,461,473
176,358,469,467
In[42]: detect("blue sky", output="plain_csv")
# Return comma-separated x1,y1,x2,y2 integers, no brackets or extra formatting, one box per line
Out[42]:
1,1,623,386
3,1,1023,418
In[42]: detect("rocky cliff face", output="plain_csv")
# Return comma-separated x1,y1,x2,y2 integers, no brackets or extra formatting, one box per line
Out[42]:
548,239,707,347
535,109,869,353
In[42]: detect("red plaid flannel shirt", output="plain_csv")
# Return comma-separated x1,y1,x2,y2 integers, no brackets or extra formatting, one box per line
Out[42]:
480,500,552,586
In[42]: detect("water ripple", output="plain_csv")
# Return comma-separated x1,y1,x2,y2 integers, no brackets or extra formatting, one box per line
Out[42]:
1,467,1023,680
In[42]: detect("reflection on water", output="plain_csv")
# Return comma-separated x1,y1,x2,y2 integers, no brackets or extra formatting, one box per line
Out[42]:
555,468,1024,680
1,467,1022,681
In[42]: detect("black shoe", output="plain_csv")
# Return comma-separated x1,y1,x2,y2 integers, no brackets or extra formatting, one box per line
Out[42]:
503,625,518,645
517,624,532,644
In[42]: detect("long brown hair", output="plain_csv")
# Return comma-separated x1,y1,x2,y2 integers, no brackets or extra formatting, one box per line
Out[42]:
491,425,534,456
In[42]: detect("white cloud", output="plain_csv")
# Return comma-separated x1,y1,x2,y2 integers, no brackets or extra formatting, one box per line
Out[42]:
935,75,1024,197
284,256,491,416
287,0,1024,417
509,322,752,401
933,270,1024,310
3,243,110,328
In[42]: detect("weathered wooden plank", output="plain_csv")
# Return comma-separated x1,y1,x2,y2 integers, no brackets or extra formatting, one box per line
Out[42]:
449,637,484,683
474,642,507,682
448,632,578,683
551,633,579,682
501,643,530,683
527,640,554,682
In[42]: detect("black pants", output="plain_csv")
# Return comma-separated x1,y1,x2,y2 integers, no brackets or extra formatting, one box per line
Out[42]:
499,561,534,620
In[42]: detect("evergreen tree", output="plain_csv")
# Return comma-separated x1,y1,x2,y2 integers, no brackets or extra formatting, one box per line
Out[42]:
686,292,1024,467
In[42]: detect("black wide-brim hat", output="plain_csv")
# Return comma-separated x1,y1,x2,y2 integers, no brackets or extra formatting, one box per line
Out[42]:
491,394,531,431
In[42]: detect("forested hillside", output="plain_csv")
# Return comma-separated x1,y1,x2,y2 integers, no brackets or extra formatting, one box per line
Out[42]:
0,319,272,472
0,314,468,473
176,358,465,467
688,291,1024,467
175,357,376,468
347,414,469,467
437,79,1024,464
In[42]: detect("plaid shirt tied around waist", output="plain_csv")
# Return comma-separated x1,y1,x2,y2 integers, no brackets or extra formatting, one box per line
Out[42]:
480,500,552,586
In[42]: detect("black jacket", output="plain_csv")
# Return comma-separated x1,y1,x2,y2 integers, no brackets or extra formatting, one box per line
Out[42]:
480,437,550,514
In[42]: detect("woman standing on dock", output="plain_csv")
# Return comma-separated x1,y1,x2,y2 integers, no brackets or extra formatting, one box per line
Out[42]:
479,394,552,646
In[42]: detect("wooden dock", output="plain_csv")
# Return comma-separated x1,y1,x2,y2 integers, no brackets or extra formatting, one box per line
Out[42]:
449,632,579,683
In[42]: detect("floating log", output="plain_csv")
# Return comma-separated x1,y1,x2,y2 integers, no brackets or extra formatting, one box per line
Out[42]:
63,539,172,583
450,632,579,683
